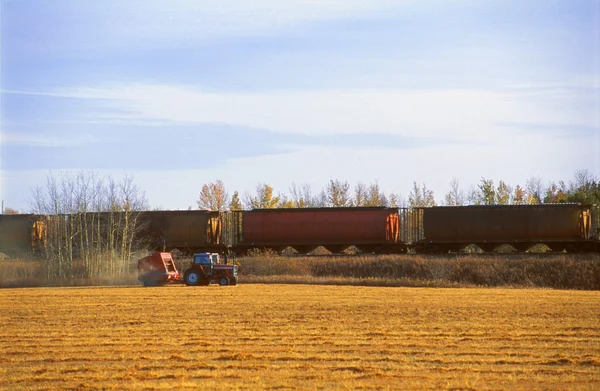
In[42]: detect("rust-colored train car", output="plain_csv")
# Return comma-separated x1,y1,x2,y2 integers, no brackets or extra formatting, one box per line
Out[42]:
415,204,594,252
0,214,41,255
240,207,404,254
138,210,225,252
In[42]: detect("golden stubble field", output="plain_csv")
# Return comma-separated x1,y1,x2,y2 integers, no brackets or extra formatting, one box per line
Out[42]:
1,285,599,390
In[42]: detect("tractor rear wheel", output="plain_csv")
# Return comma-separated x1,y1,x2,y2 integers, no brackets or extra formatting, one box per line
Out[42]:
184,270,201,286
218,276,230,286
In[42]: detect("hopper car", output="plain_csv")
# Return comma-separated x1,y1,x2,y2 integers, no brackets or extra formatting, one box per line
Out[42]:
238,207,405,254
412,204,598,253
1,204,598,256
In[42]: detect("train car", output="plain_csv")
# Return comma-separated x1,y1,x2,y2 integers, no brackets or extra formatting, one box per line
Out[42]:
239,207,404,254
138,210,225,253
0,214,43,255
413,204,595,253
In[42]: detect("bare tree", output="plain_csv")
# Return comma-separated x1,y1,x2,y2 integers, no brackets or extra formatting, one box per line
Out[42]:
444,178,465,206
408,182,436,207
525,176,544,204
197,180,229,211
30,171,148,279
289,183,314,207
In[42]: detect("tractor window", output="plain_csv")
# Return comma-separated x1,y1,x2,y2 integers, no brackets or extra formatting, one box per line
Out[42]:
193,254,211,265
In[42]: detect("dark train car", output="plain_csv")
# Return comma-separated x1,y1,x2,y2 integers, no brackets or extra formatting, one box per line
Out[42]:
138,210,224,252
415,204,594,253
0,214,40,254
240,207,403,254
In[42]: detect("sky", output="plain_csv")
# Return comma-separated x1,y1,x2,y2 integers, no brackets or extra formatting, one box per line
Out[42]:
1,0,599,211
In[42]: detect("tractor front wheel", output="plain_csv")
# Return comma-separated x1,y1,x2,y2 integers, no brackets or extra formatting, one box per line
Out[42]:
184,270,201,286
218,276,230,286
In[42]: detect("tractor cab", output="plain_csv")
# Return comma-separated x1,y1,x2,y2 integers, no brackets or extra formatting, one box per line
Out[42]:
192,252,219,276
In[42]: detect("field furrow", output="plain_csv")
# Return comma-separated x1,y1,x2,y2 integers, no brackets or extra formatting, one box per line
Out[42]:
0,285,599,390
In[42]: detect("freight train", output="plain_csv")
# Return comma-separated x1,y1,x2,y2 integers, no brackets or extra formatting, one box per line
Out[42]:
1,204,599,255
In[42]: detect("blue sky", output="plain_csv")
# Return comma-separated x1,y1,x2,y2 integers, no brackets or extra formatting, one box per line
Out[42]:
1,0,599,210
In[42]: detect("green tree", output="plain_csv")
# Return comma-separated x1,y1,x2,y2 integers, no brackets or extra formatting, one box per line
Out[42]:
478,178,495,205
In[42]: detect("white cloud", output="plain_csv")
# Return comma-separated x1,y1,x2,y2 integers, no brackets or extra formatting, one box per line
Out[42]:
36,83,597,143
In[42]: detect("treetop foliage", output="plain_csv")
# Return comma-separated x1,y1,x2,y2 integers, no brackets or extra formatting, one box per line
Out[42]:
191,169,599,212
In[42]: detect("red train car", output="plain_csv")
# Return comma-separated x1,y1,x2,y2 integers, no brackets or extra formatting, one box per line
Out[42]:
239,207,404,254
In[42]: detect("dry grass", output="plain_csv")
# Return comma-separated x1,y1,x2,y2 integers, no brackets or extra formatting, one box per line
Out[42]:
2,253,600,289
1,285,599,390
238,253,600,290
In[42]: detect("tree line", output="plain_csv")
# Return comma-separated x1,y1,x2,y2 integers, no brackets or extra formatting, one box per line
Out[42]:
197,170,600,211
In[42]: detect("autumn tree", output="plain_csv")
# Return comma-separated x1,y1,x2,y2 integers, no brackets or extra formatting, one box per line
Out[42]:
325,179,351,207
408,182,436,207
353,183,368,206
364,182,386,206
197,180,228,211
444,178,465,206
495,180,512,205
278,196,295,208
387,193,405,207
229,191,243,211
2,207,20,215
245,183,280,209
544,181,569,203
513,185,526,205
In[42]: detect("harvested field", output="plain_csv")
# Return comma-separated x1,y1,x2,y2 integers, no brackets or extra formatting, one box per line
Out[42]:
1,285,599,390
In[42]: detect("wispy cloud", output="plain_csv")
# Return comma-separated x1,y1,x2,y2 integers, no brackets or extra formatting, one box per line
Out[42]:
9,82,595,143
1,132,99,147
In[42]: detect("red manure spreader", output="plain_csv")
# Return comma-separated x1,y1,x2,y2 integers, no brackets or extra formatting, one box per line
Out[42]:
137,252,238,287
